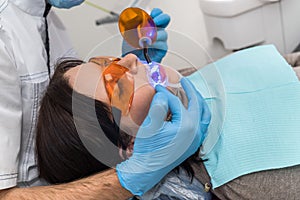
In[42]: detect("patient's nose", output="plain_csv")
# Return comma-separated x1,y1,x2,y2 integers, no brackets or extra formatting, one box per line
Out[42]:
117,54,138,74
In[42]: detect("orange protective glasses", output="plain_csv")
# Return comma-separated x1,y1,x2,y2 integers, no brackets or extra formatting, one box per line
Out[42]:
89,57,134,115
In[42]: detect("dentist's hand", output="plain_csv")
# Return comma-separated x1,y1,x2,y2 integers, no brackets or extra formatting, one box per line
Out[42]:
116,78,211,196
47,0,84,8
122,8,171,63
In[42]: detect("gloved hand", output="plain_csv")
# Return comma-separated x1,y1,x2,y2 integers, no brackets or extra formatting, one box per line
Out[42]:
116,77,211,196
47,0,84,9
122,8,171,63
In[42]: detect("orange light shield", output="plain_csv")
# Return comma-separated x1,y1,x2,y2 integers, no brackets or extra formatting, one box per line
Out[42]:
118,7,157,49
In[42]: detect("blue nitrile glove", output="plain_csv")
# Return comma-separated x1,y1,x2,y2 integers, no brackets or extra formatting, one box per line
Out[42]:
47,0,84,8
116,77,211,196
122,8,171,63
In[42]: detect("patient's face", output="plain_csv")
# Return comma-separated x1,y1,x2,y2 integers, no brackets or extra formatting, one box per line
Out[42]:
65,54,181,134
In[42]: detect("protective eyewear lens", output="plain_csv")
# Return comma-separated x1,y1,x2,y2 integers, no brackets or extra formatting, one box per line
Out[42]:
88,57,134,115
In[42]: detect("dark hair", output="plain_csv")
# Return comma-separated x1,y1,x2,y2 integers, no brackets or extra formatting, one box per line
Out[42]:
36,59,195,184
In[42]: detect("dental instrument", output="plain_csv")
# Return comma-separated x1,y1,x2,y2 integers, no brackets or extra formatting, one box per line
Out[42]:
118,7,156,64
84,1,119,26
84,1,119,16
118,7,168,87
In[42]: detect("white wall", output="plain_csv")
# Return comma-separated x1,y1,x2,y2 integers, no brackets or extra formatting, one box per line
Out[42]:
54,0,229,70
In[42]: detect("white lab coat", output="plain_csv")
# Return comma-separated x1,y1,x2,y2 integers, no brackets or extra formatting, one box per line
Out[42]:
0,0,77,189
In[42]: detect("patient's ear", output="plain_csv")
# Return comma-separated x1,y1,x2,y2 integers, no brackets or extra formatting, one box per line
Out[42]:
125,138,134,159
118,135,134,160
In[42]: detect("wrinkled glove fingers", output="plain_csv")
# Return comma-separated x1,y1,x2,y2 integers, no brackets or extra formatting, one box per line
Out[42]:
151,8,170,28
155,85,183,123
180,78,203,115
149,41,167,52
201,97,211,124
182,77,211,132
155,29,168,42
200,99,211,135
153,13,171,28
182,78,211,139
149,30,168,56
150,8,163,19
138,92,168,136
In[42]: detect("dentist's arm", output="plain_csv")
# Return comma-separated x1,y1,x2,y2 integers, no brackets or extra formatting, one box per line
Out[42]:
0,169,131,200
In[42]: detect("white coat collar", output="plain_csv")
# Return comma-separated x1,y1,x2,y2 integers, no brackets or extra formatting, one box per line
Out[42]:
10,0,46,17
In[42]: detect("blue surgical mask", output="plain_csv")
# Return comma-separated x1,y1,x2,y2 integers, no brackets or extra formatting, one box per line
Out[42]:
47,0,84,9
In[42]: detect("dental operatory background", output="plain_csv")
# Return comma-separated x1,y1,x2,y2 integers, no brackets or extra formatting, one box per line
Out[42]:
54,0,300,69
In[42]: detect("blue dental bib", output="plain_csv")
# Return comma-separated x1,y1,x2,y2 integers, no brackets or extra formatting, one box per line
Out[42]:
188,45,300,188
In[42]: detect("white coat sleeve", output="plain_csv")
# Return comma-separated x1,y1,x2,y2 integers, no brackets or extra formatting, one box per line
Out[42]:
47,10,78,65
0,39,22,190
